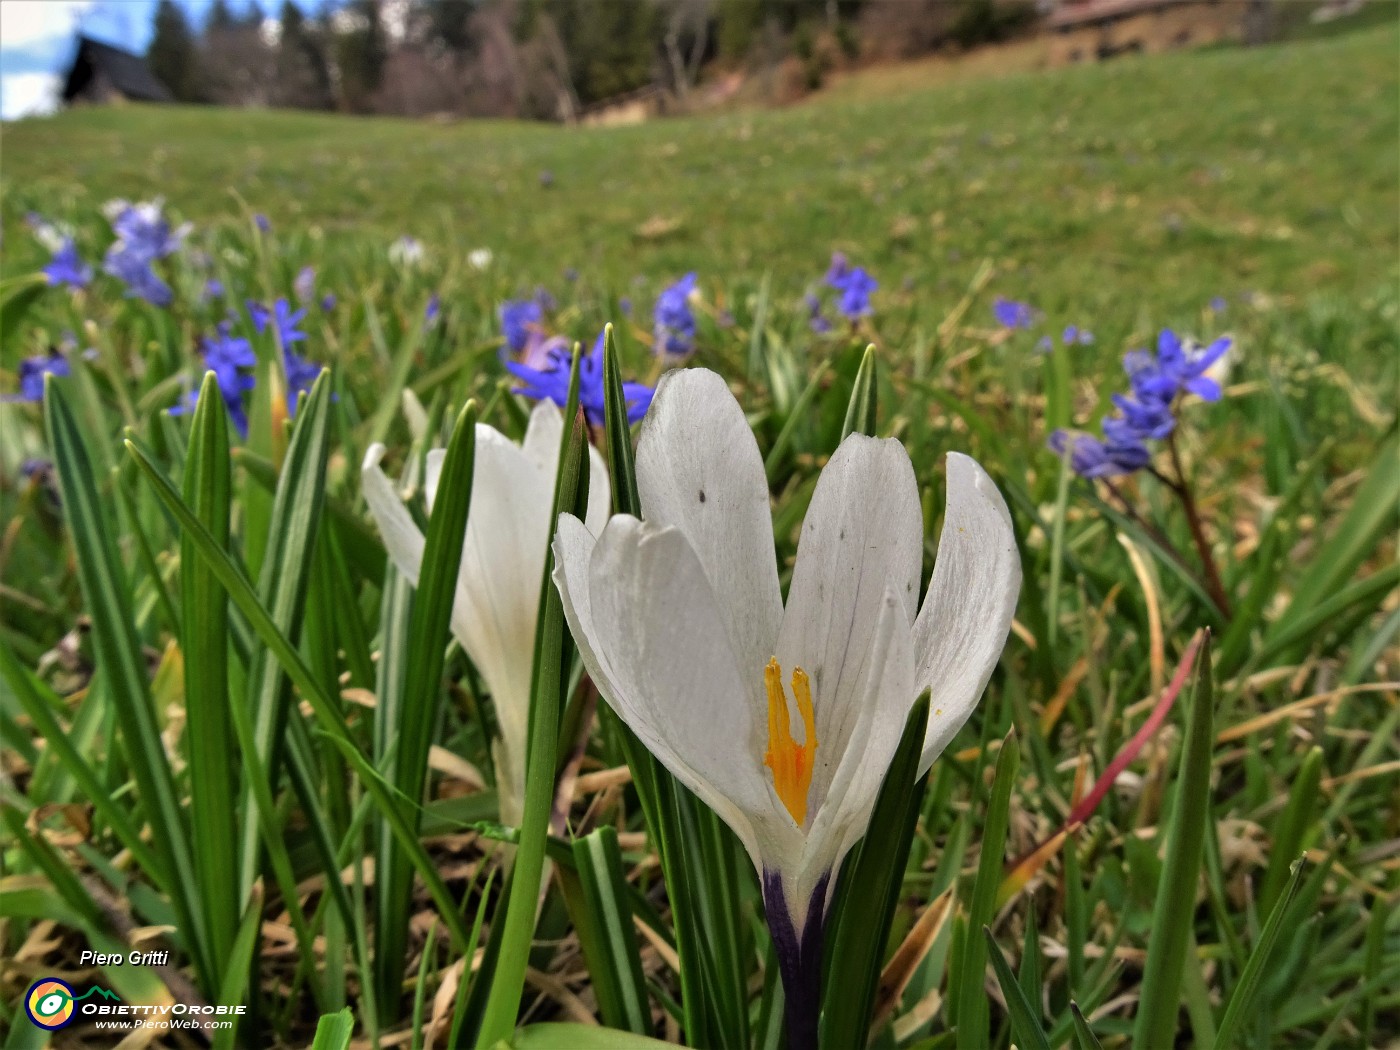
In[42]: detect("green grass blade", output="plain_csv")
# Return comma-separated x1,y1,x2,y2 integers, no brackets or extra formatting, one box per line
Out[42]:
375,401,477,1015
237,371,334,896
563,826,652,1033
1245,564,1400,672
764,357,832,482
124,431,472,953
840,343,878,440
478,356,590,1045
984,926,1052,1050
43,374,210,987
1213,856,1307,1049
601,324,641,516
181,372,240,983
1069,1001,1105,1050
211,885,266,1050
951,729,1019,1043
1271,432,1399,640
821,695,929,1048
372,560,414,1012
1132,631,1215,1049
309,1007,356,1050
1258,746,1322,917
447,871,497,1048
0,641,161,880
505,1024,675,1049
1018,901,1042,1018
411,920,440,1050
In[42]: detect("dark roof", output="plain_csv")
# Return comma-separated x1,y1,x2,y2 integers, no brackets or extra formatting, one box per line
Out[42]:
62,36,173,104
1046,0,1183,30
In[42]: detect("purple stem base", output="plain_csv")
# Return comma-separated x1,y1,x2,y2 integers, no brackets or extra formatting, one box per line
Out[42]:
763,870,830,1050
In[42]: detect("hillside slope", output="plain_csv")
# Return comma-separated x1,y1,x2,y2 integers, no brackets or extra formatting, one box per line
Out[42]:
3,23,1396,318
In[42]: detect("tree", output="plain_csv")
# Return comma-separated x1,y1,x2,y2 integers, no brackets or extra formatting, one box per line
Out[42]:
206,0,237,33
426,0,478,55
335,0,388,112
202,0,275,105
539,0,660,107
147,0,203,102
274,0,334,109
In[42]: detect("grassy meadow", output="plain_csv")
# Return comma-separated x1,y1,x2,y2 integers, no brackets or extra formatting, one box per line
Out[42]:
1,16,1397,1050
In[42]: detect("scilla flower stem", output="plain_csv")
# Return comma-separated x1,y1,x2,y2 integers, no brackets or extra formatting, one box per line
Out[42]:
1166,430,1233,619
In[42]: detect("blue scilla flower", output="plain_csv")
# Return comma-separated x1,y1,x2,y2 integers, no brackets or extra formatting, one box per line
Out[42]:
653,272,698,358
249,298,308,347
44,239,92,289
170,324,255,436
425,294,441,328
1109,392,1177,441
7,354,71,402
1152,329,1230,402
834,267,878,319
1047,429,1150,478
992,297,1036,330
506,331,654,428
110,201,186,260
104,249,174,306
824,252,850,288
202,324,257,403
1123,331,1230,406
805,292,833,334
1062,325,1094,346
500,299,544,355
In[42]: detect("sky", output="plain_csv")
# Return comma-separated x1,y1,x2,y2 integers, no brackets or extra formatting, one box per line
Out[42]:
0,0,240,120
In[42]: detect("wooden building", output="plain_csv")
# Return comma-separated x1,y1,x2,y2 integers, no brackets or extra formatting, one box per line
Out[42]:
1045,0,1242,65
61,36,173,107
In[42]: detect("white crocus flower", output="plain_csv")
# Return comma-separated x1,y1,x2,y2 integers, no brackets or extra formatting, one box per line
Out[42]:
552,368,1020,1041
467,248,493,271
388,236,425,269
362,403,610,826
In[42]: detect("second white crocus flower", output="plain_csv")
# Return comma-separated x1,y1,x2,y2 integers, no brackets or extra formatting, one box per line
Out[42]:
552,368,1020,1044
363,402,610,826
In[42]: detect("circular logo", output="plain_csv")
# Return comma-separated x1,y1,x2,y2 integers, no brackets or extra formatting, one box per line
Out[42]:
25,978,76,1030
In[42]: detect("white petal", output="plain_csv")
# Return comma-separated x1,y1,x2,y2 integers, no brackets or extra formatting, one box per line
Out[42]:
522,400,564,475
585,446,611,534
449,427,555,791
790,586,916,921
362,444,425,586
774,434,922,773
636,368,783,685
912,453,1021,772
560,513,775,870
424,448,444,511
522,399,610,533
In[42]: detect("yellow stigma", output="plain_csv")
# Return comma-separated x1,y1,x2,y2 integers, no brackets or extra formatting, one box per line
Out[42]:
763,657,818,826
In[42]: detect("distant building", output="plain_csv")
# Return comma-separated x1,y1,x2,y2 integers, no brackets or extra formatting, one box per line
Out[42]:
578,85,671,128
1044,0,1243,65
62,36,173,107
